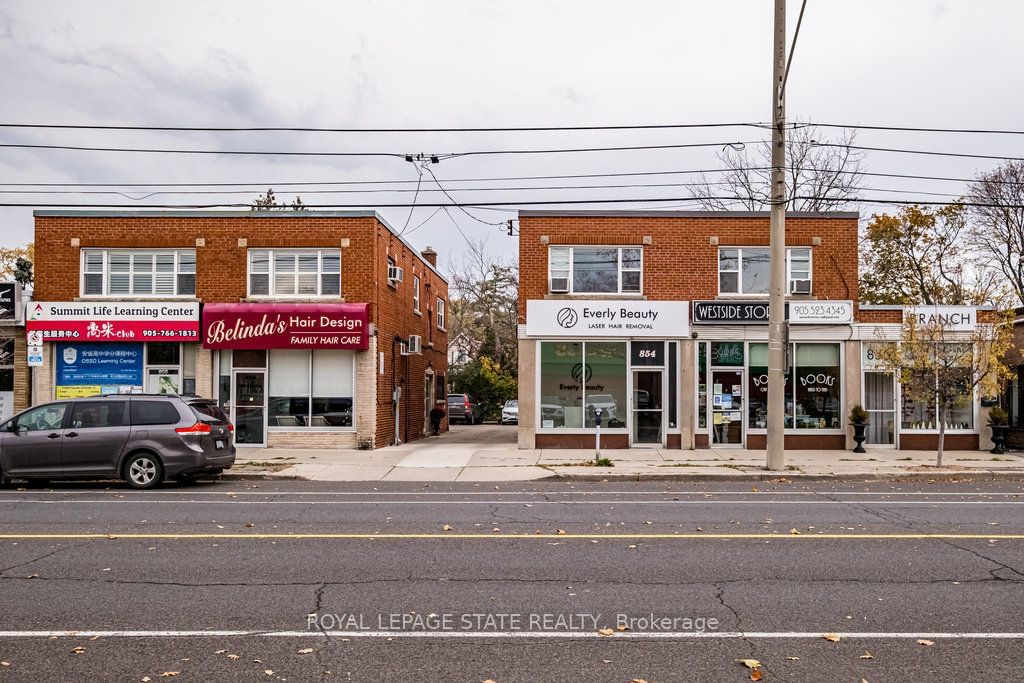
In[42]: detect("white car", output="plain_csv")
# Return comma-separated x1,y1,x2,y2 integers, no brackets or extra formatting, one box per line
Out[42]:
501,399,519,424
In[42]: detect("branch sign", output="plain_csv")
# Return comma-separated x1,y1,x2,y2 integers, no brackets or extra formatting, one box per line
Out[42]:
904,306,977,332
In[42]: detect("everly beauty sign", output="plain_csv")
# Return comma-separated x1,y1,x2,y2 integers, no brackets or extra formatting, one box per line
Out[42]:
202,303,369,350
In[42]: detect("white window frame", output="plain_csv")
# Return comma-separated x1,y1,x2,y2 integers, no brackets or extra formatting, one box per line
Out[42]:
436,298,446,330
786,247,812,294
247,248,341,298
413,275,421,314
548,245,644,295
80,249,196,298
717,247,812,296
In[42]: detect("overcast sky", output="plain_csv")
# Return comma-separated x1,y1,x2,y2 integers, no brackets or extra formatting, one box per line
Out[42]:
1,0,1022,273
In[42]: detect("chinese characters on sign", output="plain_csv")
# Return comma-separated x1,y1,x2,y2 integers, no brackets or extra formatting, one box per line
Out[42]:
26,302,200,341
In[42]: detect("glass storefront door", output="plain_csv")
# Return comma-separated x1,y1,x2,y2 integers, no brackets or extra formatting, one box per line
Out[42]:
711,369,744,446
631,370,663,445
233,370,266,446
864,371,896,446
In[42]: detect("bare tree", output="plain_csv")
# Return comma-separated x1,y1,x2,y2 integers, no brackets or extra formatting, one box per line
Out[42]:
251,188,306,211
689,125,865,211
967,160,1024,305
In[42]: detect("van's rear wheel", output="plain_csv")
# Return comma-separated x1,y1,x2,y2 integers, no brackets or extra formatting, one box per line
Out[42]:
124,453,163,490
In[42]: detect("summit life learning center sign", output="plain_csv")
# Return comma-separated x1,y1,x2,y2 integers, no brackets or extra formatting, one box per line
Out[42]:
525,300,690,337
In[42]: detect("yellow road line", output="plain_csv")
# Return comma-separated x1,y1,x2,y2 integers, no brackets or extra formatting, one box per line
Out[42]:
0,533,1022,540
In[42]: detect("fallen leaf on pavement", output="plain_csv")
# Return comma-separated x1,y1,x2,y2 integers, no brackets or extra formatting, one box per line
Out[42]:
627,544,637,549
159,673,180,678
70,647,85,655
26,573,37,579
214,650,227,654
738,659,761,669
297,648,314,654
597,628,615,636
264,670,274,676
556,529,567,535
631,679,648,683
822,633,841,642
141,678,150,682
750,669,763,681
442,525,453,531
616,625,629,632
226,654,241,660
245,523,254,528
860,650,874,659
1,661,11,666
789,528,801,535
917,639,934,646
786,656,799,661
492,527,501,533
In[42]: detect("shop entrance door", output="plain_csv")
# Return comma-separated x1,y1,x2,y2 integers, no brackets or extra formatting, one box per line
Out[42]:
631,370,664,446
863,371,896,447
711,369,744,446
232,370,266,447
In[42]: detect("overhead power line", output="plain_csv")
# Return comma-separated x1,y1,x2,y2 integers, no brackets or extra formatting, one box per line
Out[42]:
816,142,1024,163
4,120,1024,135
0,140,765,159
8,196,1024,210
2,166,1019,189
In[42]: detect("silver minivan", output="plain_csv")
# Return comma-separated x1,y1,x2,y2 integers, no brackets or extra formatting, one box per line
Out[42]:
0,394,236,489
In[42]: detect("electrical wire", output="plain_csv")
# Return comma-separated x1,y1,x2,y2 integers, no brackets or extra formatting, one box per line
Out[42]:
0,139,766,159
815,142,1024,163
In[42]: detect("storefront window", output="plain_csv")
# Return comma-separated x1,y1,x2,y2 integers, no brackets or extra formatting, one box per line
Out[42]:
312,350,354,426
900,344,975,431
269,350,311,426
539,342,583,428
794,343,841,429
267,349,354,429
583,342,627,428
711,341,744,367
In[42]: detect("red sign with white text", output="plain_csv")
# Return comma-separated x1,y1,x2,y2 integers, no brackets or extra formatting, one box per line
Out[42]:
202,302,369,350
26,301,200,342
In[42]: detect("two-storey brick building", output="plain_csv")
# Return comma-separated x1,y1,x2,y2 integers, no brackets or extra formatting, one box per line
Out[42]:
29,210,448,449
517,210,988,452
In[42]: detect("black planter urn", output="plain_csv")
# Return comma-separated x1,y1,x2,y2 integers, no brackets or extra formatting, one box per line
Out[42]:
990,424,1008,455
852,423,867,453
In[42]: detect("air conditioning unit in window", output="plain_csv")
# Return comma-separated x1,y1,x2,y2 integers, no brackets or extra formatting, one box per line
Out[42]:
790,279,812,295
549,276,569,293
388,265,404,283
406,335,422,354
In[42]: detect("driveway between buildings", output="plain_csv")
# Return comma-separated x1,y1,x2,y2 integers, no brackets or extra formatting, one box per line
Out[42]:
228,424,1024,482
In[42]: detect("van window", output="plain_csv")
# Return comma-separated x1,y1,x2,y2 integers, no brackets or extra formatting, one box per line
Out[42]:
190,402,229,423
71,401,127,429
130,401,181,426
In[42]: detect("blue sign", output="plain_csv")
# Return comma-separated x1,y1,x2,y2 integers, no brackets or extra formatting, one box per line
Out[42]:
56,342,144,386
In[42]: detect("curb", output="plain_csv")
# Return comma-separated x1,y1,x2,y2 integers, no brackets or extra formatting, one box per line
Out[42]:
556,470,1024,483
218,471,310,482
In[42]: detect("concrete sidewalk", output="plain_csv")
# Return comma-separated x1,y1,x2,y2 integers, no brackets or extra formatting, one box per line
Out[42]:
226,424,1024,482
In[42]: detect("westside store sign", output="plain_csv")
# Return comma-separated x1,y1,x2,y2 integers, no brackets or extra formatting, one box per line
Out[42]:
26,301,200,341
692,300,854,324
202,302,369,350
525,300,690,337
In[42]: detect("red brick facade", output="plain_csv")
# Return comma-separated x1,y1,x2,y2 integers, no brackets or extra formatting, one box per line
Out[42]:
33,211,448,448
518,212,860,318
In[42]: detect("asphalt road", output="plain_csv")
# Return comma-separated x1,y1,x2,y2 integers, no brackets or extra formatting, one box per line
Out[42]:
0,478,1022,682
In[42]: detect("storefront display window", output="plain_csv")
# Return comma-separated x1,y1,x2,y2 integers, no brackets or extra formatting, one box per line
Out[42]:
583,342,627,428
793,343,841,429
267,349,355,428
539,342,583,428
900,349,975,431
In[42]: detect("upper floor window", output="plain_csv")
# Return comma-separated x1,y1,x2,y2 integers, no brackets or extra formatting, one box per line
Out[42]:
548,246,642,294
718,247,812,296
82,249,196,297
436,298,446,330
248,249,340,297
413,275,421,313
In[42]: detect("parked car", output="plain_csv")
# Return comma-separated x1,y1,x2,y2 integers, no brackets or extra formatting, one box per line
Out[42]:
501,399,519,424
0,394,236,489
540,395,567,428
447,393,484,425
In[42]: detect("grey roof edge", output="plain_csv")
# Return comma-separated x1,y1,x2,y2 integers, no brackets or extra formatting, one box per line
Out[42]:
32,209,448,284
517,210,859,218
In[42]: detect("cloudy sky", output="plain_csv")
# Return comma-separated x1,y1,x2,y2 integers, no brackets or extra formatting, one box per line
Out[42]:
0,0,1021,272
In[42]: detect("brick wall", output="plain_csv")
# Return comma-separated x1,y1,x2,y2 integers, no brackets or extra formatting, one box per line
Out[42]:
33,212,448,448
517,212,861,317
